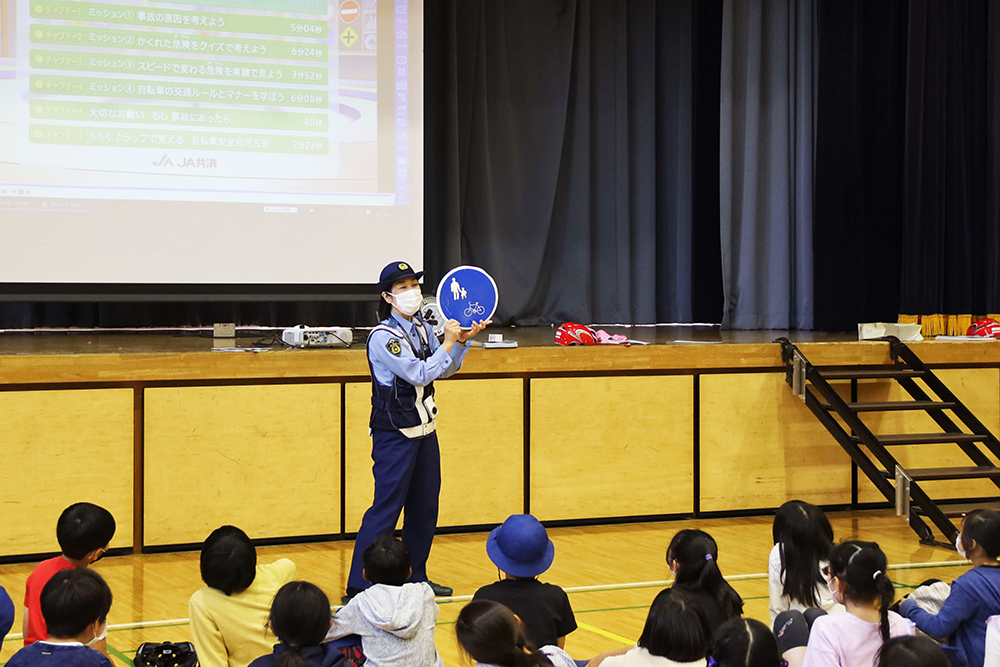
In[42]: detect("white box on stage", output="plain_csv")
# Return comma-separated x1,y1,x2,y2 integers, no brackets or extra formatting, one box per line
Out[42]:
281,326,354,347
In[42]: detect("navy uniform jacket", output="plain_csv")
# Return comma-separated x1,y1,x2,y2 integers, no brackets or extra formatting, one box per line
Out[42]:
367,311,468,438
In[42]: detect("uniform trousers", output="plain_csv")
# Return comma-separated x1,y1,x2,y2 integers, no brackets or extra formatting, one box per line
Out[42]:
347,428,441,591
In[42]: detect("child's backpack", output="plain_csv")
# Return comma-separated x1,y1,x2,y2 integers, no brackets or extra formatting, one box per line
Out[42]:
134,641,199,667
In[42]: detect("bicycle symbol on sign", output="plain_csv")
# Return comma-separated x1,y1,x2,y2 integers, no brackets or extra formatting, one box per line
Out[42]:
464,302,486,317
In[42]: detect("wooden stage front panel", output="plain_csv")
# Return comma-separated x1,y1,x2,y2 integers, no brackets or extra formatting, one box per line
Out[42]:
144,384,342,546
699,373,853,511
0,388,134,555
530,376,694,520
0,332,998,556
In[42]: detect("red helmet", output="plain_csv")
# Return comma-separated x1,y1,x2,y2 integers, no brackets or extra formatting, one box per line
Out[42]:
968,318,1000,338
555,322,598,346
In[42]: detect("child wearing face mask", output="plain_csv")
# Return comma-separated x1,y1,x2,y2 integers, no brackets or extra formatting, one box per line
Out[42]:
774,541,913,667
23,502,115,654
343,261,491,603
7,569,113,667
900,509,1000,667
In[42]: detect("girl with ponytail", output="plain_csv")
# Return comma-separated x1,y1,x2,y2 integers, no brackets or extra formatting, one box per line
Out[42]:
665,530,744,631
900,509,1000,667
455,600,577,667
796,541,913,667
248,582,344,667
769,501,843,624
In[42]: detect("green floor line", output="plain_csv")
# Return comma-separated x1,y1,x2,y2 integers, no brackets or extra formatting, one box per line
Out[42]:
107,643,134,667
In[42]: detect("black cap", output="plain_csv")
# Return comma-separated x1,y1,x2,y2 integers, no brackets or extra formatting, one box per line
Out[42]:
378,261,424,292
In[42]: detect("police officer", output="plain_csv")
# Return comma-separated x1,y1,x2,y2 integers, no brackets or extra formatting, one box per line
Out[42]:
345,261,490,601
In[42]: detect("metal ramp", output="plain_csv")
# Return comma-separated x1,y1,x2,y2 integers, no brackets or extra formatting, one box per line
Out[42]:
776,336,1000,546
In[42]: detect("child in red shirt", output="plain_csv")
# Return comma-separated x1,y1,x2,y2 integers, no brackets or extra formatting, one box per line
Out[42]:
23,503,115,652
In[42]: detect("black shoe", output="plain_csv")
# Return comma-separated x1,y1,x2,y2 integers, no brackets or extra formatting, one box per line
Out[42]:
427,580,453,597
341,587,363,605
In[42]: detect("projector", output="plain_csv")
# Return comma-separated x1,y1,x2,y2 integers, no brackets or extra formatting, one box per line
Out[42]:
281,325,353,347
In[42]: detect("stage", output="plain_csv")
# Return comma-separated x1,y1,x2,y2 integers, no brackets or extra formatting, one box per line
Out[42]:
0,328,998,559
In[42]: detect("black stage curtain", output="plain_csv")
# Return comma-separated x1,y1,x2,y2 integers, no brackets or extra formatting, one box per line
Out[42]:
898,0,993,320
0,301,378,329
813,0,1000,331
811,0,909,331
425,0,723,325
991,0,1000,313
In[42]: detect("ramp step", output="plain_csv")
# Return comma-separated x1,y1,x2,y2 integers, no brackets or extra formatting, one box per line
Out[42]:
822,401,957,412
877,433,987,446
914,502,1000,519
820,369,925,380
901,466,1000,481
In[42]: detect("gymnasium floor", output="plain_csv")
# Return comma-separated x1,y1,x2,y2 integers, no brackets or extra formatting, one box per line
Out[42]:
0,509,970,666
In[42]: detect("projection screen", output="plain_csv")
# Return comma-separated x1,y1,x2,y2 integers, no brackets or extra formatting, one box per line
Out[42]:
0,0,423,288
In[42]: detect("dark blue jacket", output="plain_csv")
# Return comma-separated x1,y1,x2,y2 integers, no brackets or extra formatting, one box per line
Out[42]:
0,585,14,645
248,643,346,667
901,565,1000,667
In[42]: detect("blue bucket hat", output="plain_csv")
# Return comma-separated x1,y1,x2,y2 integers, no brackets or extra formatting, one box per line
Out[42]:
486,514,555,578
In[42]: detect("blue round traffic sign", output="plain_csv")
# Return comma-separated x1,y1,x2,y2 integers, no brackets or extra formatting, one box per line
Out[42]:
436,266,498,329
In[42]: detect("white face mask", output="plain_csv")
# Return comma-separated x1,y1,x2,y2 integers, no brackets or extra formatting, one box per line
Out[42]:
829,577,843,604
86,621,107,646
391,288,422,317
956,534,968,559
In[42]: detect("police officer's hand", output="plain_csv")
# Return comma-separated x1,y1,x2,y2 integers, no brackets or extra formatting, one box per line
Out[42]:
459,319,492,343
443,319,462,348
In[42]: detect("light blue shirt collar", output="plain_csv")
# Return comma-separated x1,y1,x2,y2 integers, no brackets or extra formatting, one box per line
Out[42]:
390,310,417,333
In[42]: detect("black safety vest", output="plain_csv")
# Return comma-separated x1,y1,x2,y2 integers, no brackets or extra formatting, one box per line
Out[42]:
368,317,438,435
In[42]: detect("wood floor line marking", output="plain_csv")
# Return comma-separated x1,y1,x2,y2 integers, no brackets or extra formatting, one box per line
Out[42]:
0,559,969,643
576,621,635,646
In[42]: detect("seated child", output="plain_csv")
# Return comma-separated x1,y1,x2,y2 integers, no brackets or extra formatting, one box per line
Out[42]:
876,636,949,667
473,514,577,649
988,615,1000,667
0,585,14,645
7,568,113,667
23,502,115,651
769,501,843,624
249,581,345,667
900,509,1000,667
667,529,744,630
711,618,784,667
456,599,577,667
773,541,914,667
326,536,443,667
188,525,297,667
589,588,711,666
